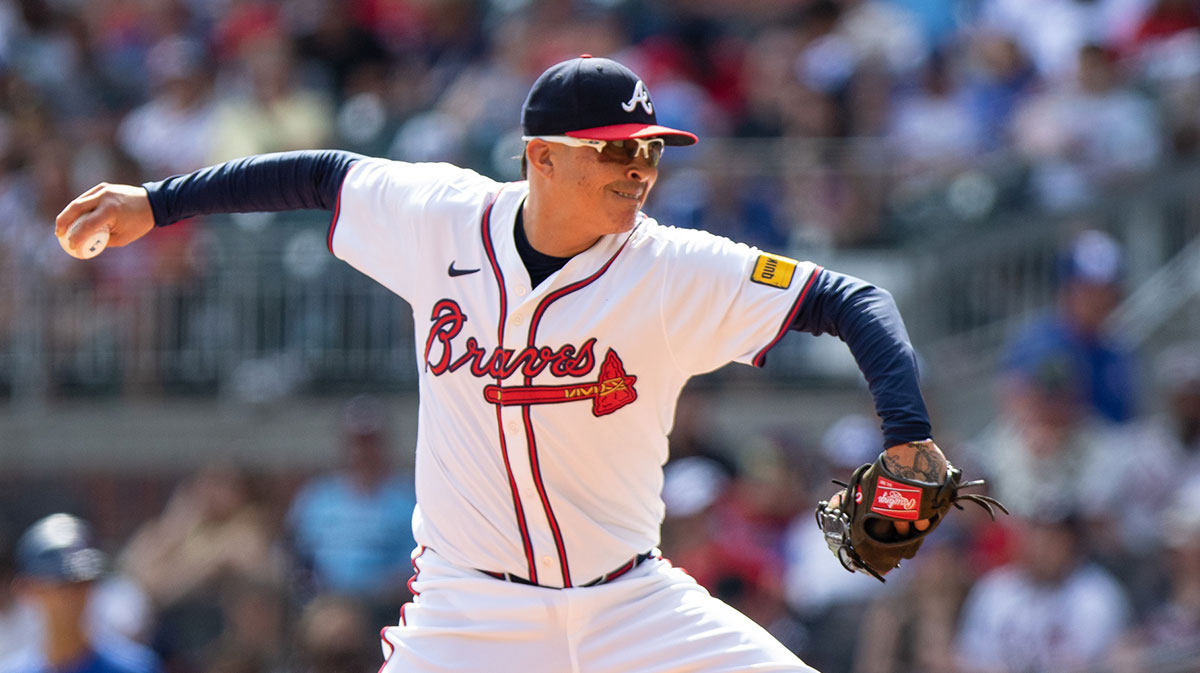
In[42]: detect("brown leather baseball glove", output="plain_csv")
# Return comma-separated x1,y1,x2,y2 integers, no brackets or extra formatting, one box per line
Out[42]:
815,453,1007,582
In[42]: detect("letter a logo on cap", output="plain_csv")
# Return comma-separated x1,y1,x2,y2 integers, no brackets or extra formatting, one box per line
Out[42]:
621,80,653,115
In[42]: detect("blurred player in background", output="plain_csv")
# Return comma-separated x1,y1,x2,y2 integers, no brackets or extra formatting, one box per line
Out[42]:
3,514,160,673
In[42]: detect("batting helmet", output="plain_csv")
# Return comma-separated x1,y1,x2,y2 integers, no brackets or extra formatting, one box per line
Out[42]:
15,513,107,583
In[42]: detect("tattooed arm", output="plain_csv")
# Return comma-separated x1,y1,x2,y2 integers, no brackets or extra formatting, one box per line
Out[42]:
882,440,948,483
882,440,948,535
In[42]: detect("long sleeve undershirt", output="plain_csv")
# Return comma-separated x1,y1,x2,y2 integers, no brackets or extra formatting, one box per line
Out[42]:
143,150,931,447
788,270,931,447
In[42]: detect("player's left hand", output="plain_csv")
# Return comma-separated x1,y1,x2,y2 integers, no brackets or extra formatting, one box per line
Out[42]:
825,440,945,535
56,182,155,251
824,491,931,536
815,440,1007,581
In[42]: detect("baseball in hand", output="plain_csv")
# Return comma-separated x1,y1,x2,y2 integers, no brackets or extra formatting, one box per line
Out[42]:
58,220,110,260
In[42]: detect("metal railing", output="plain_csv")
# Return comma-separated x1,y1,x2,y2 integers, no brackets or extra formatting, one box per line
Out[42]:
1,221,420,405
905,162,1200,385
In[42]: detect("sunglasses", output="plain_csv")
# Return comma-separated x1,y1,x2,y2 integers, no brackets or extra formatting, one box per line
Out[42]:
523,135,666,166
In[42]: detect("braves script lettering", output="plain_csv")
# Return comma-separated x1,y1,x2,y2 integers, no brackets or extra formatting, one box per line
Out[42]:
424,299,637,416
425,299,595,378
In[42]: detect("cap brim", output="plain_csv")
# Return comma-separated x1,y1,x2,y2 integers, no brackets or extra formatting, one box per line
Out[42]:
566,123,697,146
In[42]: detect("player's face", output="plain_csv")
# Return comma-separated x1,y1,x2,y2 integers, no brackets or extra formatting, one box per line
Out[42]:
549,140,659,235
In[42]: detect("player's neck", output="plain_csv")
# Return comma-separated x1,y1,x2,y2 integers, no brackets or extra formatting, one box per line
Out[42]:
522,195,600,258
42,616,91,669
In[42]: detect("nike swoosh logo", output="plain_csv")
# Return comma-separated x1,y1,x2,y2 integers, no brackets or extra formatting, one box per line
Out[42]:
448,262,480,277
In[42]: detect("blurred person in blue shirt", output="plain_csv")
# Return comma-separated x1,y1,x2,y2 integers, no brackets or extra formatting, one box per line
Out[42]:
1003,229,1137,424
287,395,417,612
2,514,160,673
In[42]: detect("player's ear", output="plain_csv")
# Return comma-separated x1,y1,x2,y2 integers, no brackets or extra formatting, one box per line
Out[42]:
525,140,554,178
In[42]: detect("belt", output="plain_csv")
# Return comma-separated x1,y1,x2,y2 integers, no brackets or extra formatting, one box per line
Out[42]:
480,552,653,588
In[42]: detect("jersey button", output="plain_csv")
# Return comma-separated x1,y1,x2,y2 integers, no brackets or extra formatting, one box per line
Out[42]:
515,286,527,296
540,556,553,566
507,421,519,432
511,314,524,325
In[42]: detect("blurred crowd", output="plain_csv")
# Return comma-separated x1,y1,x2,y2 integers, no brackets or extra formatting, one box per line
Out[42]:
2,394,418,673
4,0,1200,672
2,0,1200,266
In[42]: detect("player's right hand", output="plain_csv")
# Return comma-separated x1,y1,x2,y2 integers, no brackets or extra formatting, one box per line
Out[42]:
56,182,156,251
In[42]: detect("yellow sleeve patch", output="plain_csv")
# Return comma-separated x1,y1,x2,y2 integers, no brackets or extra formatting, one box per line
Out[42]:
750,253,798,289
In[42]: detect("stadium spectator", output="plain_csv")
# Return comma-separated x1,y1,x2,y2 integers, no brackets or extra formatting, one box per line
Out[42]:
117,36,217,178
659,453,746,598
293,594,377,673
781,414,884,673
970,344,1115,517
119,463,283,673
430,14,541,171
792,0,857,135
887,51,984,180
976,0,1147,80
659,448,807,661
1011,43,1162,211
1002,229,1137,424
1128,0,1200,49
1077,343,1200,573
207,32,333,163
783,414,880,620
851,527,974,673
963,31,1039,152
954,510,1131,673
120,462,283,608
196,577,289,673
286,395,416,621
734,24,805,138
292,0,391,105
1110,480,1200,671
836,0,928,80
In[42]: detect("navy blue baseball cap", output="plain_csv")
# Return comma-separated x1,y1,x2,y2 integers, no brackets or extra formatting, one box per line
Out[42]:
15,514,107,583
522,55,698,146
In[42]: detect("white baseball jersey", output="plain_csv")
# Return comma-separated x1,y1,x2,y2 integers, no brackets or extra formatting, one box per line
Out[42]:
330,158,819,589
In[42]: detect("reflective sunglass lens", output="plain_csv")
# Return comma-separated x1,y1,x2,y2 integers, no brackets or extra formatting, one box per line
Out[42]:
604,139,664,165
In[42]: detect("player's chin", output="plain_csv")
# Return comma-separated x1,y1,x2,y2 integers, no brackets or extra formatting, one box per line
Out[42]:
607,212,639,234
606,199,642,229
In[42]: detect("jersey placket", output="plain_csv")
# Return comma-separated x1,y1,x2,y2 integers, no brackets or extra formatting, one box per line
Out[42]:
480,191,542,585
482,189,569,587
483,189,637,588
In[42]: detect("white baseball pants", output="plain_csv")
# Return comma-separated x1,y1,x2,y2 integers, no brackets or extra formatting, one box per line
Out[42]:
380,547,818,673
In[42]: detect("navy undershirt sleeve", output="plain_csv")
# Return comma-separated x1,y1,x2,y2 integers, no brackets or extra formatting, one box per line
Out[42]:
790,268,932,449
142,150,366,227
